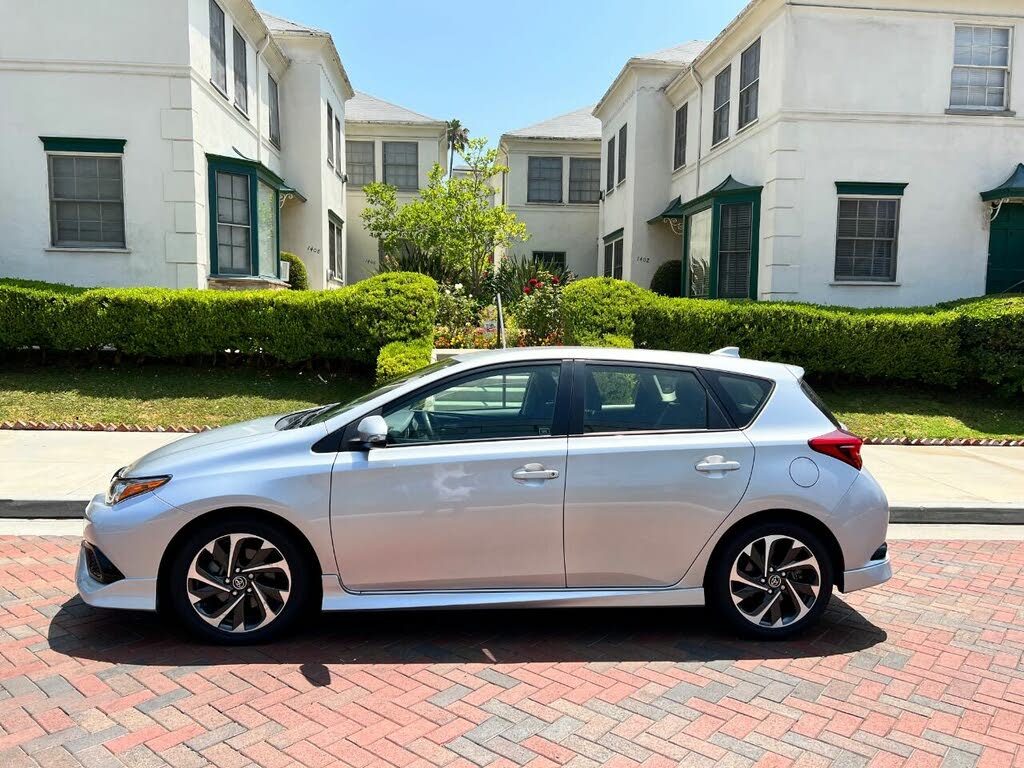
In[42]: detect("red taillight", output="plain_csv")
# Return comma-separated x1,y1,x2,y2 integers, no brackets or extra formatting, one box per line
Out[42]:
808,429,863,470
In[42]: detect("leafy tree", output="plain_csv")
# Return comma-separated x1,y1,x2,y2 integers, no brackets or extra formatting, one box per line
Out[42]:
362,138,529,296
445,118,469,178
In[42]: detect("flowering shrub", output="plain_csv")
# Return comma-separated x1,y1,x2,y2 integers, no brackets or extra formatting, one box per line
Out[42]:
435,283,478,330
512,271,563,345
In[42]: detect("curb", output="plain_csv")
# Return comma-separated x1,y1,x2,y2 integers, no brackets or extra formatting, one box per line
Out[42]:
3,500,1023,525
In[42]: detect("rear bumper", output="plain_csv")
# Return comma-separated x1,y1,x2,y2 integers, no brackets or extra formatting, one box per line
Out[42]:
842,555,892,593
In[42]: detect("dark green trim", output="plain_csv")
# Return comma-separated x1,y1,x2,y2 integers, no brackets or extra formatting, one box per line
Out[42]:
40,137,126,154
207,156,282,280
980,164,1024,202
602,227,624,243
679,176,761,300
835,182,908,197
648,196,683,223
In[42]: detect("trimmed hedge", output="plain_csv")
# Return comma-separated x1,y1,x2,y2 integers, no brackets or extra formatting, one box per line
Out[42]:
562,278,648,345
562,277,1024,391
0,273,437,366
649,260,682,297
375,339,434,384
279,252,308,290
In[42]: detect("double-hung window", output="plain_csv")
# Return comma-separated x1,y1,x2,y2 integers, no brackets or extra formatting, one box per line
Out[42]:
617,124,627,184
606,135,616,192
209,156,284,278
209,0,227,95
950,25,1011,111
673,104,688,170
44,139,126,249
232,29,247,114
383,141,418,190
834,193,901,282
568,157,600,203
603,233,624,279
532,251,566,269
328,213,344,281
334,116,342,178
268,74,281,148
527,156,562,203
739,39,760,129
713,66,731,145
347,141,375,187
327,104,334,165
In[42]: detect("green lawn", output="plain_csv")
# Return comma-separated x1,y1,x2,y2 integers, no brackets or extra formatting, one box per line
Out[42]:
0,362,1020,439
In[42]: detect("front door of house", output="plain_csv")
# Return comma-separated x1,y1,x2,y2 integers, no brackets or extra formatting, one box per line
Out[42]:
987,203,1024,294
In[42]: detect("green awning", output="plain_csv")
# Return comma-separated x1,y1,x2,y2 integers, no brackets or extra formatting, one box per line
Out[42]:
981,163,1024,202
648,176,763,225
648,196,684,223
206,153,304,200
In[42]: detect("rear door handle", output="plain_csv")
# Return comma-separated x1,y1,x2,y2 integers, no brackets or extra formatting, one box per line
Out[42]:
695,456,742,473
512,463,560,481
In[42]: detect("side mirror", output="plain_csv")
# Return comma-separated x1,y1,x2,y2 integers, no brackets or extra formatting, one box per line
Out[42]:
356,415,389,448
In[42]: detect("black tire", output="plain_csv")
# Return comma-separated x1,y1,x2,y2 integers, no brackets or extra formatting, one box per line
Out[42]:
707,520,834,640
165,515,315,645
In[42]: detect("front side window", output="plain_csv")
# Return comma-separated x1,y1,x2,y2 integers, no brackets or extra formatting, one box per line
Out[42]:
717,201,753,298
568,157,600,203
215,171,250,274
383,364,562,445
232,29,248,114
533,251,566,269
268,75,281,148
603,237,623,279
583,364,719,433
383,141,418,190
834,197,900,282
326,104,334,165
527,156,562,203
606,135,616,191
713,65,731,145
48,154,125,248
951,25,1011,110
209,0,227,94
739,38,760,129
617,124,627,183
347,140,375,187
673,104,688,170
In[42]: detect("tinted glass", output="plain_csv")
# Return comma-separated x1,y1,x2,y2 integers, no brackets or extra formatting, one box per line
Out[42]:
702,369,773,427
383,365,561,444
800,380,842,429
583,365,714,433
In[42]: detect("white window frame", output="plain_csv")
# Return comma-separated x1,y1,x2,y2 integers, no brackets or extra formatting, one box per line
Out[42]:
326,104,334,166
268,74,281,148
328,213,344,283
712,65,731,146
46,150,127,251
568,157,601,204
738,38,760,131
949,24,1013,112
527,156,563,203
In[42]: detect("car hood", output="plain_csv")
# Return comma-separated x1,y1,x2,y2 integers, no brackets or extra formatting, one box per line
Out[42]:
125,414,293,476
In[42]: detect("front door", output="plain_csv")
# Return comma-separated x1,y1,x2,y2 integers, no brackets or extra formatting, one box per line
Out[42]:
988,203,1024,294
564,362,754,587
330,363,568,591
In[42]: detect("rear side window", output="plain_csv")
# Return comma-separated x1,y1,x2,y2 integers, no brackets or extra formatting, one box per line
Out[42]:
799,380,842,429
702,370,773,427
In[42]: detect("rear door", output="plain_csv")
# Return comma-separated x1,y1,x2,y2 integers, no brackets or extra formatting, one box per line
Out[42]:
563,361,755,587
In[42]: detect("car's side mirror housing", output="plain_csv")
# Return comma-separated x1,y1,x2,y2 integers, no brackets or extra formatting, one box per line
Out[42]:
355,415,389,449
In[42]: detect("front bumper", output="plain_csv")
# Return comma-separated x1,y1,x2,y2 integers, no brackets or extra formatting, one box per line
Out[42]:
76,546,158,611
842,554,892,593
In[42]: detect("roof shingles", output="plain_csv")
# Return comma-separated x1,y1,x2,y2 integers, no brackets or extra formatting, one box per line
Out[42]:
344,91,444,125
504,106,601,141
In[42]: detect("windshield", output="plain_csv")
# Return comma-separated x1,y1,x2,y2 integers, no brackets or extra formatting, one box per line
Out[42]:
284,358,458,429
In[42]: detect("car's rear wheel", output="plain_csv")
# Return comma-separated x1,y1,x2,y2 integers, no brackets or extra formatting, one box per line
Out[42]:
708,521,834,640
166,516,313,644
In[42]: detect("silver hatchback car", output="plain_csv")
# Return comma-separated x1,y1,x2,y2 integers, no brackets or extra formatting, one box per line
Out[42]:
78,347,891,644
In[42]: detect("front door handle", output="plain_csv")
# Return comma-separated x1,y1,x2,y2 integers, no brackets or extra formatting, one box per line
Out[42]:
512,463,560,482
695,456,742,474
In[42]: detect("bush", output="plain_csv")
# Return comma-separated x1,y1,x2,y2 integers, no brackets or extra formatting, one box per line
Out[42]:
375,339,434,384
511,271,563,345
952,295,1024,393
0,273,438,367
562,278,648,344
279,252,308,290
488,255,574,307
649,260,682,297
435,283,478,330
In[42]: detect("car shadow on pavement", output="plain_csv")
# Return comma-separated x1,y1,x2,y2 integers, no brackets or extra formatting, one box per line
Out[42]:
46,595,886,674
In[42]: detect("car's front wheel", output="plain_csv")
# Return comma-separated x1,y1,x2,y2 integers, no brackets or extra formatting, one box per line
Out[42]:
708,521,834,640
165,516,313,644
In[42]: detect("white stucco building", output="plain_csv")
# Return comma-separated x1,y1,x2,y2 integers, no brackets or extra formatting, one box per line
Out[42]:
343,92,447,284
0,1,352,290
499,107,602,276
595,0,1024,305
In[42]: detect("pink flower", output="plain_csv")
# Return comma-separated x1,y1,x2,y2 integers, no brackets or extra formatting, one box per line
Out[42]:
523,286,531,294
552,276,560,285
529,278,539,286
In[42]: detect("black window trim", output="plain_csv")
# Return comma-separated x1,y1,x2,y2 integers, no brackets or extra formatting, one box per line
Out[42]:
702,367,776,429
330,360,575,452
568,359,739,437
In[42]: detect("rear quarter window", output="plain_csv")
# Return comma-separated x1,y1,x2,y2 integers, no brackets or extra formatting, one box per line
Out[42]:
701,369,774,428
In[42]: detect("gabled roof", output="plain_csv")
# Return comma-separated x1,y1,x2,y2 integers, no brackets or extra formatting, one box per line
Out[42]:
981,163,1024,202
258,10,354,99
503,106,601,142
345,91,445,127
593,40,709,118
259,11,328,35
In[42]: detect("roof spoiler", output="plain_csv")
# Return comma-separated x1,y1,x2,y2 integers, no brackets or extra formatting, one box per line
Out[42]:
711,346,740,358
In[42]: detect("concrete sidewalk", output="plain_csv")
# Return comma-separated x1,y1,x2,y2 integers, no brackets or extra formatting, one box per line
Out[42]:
2,429,1023,520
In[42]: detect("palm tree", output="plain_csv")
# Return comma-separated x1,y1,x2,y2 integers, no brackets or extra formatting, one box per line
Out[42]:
445,119,469,178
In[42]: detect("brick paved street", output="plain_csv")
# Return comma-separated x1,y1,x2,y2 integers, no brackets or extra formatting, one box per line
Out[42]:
0,537,1022,768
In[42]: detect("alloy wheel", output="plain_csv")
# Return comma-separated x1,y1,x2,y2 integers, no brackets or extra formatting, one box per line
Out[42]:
728,534,821,629
186,533,292,633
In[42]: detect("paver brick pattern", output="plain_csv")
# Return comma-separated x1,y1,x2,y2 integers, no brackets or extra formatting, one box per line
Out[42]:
0,536,1022,767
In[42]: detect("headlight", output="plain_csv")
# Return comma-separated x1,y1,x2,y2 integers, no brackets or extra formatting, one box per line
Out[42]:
106,470,171,505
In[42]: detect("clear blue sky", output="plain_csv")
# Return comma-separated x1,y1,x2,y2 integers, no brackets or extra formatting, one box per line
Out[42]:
257,0,749,148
